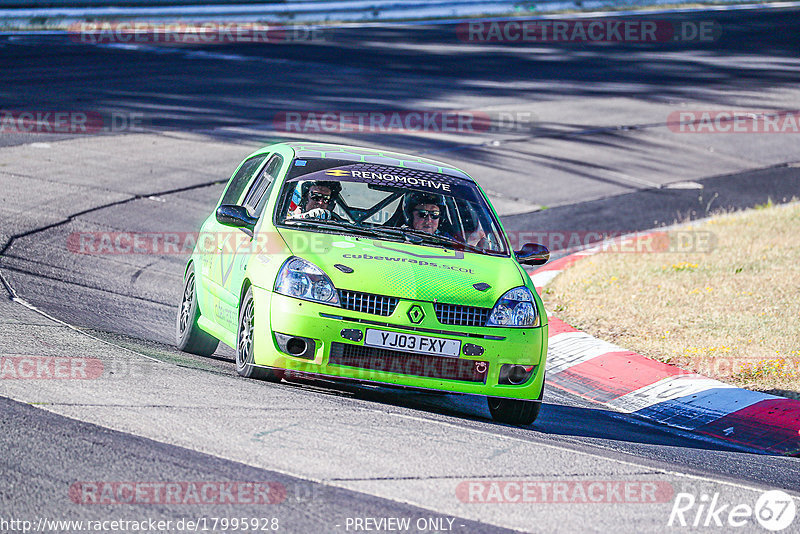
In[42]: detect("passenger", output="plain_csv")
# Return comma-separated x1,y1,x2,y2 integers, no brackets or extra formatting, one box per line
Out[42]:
459,201,488,248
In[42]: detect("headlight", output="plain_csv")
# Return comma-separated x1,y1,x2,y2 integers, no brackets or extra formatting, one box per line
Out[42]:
486,287,539,327
275,257,340,306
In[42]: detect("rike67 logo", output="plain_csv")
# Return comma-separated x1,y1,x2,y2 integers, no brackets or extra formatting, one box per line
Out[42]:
669,490,796,531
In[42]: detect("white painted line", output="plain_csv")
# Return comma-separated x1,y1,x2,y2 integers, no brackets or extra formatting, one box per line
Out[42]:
664,181,704,190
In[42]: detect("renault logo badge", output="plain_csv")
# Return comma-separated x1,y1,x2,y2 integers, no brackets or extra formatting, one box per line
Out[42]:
407,304,424,324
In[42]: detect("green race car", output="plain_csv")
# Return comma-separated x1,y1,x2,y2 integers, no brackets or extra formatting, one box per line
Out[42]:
176,142,550,424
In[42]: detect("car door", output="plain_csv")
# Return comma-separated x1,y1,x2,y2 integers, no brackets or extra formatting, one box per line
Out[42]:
197,153,267,326
215,153,285,332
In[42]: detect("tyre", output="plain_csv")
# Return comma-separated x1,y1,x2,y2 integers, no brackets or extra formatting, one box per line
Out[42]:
236,286,284,382
176,264,219,357
487,381,544,425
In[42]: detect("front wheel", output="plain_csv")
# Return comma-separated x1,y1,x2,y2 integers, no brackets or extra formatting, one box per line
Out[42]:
487,382,544,425
176,264,219,357
236,287,284,382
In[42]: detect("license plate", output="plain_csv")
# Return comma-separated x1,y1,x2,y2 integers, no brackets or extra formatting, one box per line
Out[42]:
364,329,461,358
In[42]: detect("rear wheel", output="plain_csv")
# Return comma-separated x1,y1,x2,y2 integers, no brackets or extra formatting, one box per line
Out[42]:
487,381,544,425
176,264,219,357
236,287,284,382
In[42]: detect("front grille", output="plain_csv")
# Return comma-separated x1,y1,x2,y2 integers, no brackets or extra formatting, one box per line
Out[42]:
434,303,491,327
338,290,398,316
329,343,487,383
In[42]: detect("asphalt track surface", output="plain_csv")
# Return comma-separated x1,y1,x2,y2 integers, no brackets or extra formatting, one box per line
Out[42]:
1,7,800,533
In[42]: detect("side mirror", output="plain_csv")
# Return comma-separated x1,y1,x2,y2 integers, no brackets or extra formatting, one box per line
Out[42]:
515,243,549,265
216,204,257,231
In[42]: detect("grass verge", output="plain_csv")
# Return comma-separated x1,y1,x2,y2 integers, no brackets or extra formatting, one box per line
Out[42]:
542,200,800,399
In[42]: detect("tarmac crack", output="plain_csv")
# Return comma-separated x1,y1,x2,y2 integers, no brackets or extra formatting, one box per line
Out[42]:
0,176,229,257
0,263,173,308
130,260,158,286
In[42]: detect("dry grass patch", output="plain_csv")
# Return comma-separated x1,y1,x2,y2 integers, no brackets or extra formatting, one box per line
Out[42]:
543,201,800,399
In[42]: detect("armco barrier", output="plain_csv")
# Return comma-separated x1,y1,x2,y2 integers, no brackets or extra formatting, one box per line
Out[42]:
0,0,774,24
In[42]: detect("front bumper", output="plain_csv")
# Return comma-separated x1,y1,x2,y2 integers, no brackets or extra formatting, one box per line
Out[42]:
252,287,547,400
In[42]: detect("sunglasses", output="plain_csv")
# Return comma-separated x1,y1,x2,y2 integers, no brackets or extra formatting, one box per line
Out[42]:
414,210,440,219
309,193,332,203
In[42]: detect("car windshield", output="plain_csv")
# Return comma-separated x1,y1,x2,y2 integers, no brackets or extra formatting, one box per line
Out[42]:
274,159,509,255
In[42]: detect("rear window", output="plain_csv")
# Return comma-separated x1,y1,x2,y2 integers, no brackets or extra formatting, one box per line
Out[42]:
220,154,266,206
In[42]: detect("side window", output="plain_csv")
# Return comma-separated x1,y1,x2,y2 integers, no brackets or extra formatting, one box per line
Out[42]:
219,154,267,206
243,154,283,218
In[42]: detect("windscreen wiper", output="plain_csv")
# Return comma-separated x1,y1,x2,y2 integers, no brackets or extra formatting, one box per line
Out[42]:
282,219,406,242
402,229,495,255
361,226,424,244
298,221,425,245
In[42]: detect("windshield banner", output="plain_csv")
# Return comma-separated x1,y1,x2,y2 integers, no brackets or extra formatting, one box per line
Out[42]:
288,163,475,198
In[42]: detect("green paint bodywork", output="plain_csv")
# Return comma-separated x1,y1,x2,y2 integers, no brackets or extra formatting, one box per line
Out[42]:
186,142,548,401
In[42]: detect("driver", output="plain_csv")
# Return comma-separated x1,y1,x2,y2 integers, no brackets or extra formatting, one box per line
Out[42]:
288,180,342,220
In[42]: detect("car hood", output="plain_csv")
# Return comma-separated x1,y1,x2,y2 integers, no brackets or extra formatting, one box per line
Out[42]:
277,228,524,307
